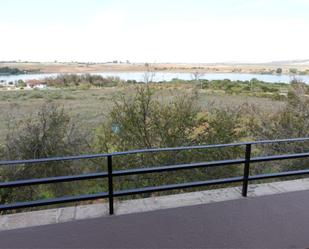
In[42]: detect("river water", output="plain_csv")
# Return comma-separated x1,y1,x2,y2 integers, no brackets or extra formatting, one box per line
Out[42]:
0,72,308,84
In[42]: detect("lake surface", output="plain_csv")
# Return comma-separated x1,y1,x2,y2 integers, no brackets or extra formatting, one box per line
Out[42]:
1,72,308,84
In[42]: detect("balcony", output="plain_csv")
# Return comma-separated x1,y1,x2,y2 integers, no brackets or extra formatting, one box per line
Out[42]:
1,181,309,248
1,138,309,247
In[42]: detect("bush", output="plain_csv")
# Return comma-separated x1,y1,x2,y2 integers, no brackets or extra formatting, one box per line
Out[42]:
276,68,283,74
78,83,91,90
45,74,122,88
289,68,298,74
249,82,309,173
93,86,243,194
0,103,90,209
28,90,44,99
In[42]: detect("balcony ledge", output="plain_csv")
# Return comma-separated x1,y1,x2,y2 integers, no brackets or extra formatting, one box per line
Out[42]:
1,178,309,231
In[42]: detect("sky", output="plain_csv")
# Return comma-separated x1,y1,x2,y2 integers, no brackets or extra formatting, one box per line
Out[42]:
1,0,309,63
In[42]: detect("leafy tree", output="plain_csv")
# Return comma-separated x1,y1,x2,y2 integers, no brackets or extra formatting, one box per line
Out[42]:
289,68,298,74
94,86,203,152
17,80,26,88
0,103,90,209
94,86,243,193
143,63,156,83
0,67,25,75
248,81,309,174
276,68,283,74
45,74,122,88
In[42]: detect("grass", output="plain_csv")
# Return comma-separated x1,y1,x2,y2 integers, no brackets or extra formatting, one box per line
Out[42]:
0,83,285,145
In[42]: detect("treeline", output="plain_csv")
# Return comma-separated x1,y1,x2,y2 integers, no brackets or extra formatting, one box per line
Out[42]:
0,67,26,75
201,78,286,92
1,83,309,213
43,74,297,100
168,77,309,100
45,74,123,88
201,78,289,100
0,67,38,75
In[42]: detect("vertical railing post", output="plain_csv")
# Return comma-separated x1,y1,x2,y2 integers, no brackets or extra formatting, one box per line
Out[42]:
242,144,251,197
107,155,114,215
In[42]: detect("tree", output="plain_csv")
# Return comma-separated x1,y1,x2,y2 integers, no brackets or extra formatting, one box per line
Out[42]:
276,68,282,74
0,103,90,209
143,63,156,83
289,68,298,74
191,71,205,81
248,80,309,174
94,86,201,151
94,86,243,193
17,80,26,88
191,71,205,88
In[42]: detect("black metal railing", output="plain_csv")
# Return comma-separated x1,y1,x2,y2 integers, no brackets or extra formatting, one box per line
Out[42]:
1,137,309,215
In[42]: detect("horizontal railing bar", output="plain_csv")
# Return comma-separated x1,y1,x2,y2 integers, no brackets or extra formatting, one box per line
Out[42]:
0,192,109,211
248,137,309,145
0,154,111,166
113,176,243,197
113,159,245,176
110,137,309,156
249,169,309,181
0,172,108,189
1,153,308,189
251,152,309,163
1,137,309,166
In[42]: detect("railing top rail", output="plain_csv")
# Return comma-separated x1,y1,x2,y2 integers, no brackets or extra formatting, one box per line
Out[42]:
1,137,309,166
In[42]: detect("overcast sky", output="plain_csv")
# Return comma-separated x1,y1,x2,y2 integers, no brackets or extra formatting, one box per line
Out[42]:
1,0,309,63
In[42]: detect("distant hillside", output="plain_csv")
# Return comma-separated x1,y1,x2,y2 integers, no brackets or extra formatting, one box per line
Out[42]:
265,59,309,66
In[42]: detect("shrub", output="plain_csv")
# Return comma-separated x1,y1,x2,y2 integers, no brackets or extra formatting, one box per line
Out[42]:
289,68,298,74
0,103,90,209
276,68,283,74
28,90,44,99
93,86,243,193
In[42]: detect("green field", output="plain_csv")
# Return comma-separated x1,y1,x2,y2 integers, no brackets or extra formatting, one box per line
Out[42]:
0,82,286,145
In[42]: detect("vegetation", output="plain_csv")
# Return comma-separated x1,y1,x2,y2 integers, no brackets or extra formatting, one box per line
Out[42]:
0,103,91,208
0,67,37,75
276,68,282,74
0,77,309,212
41,74,307,101
45,74,123,88
200,78,288,99
289,68,298,74
18,72,305,105
247,82,309,174
93,86,244,193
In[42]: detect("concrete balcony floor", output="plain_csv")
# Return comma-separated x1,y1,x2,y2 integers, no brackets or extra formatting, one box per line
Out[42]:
1,187,309,248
